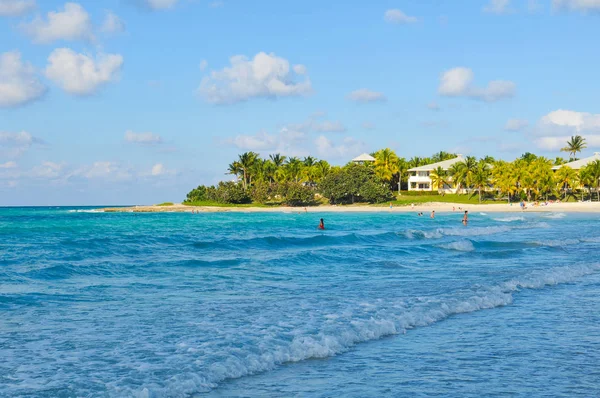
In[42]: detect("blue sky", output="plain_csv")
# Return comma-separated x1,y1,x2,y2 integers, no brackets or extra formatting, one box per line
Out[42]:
1,0,600,205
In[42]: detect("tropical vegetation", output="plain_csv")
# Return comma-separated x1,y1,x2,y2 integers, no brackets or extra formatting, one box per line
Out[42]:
184,139,600,206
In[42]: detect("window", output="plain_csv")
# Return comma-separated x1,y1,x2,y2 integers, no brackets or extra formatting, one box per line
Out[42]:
418,183,430,189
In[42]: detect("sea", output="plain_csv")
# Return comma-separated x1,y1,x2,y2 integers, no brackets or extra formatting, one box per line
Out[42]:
1,207,599,397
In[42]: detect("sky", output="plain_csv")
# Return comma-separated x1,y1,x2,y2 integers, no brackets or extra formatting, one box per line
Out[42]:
1,0,600,205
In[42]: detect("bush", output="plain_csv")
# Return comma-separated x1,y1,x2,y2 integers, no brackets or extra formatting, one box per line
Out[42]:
319,164,392,204
212,181,251,204
250,181,271,204
185,185,208,202
281,182,315,206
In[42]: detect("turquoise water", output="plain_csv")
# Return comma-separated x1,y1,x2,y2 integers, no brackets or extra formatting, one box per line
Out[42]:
1,208,599,397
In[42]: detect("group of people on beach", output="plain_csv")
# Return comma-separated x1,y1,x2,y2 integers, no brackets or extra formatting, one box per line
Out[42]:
317,210,468,230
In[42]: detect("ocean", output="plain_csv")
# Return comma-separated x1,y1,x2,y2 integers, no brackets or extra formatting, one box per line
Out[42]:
1,207,599,397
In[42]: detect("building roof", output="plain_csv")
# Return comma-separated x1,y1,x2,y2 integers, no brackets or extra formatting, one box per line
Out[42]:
552,152,600,170
352,153,376,162
408,155,464,172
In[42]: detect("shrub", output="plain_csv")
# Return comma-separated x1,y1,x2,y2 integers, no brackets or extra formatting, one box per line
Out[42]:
399,190,440,196
185,185,208,202
319,164,392,204
250,181,271,204
281,182,315,206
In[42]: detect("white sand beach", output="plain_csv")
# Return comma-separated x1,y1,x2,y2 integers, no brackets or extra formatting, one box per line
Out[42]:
103,201,600,214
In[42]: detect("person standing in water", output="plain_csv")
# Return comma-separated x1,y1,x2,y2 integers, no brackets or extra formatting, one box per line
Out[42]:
430,210,435,219
462,210,469,225
318,218,325,230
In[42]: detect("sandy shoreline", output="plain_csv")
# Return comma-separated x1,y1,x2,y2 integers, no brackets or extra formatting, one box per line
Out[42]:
102,201,600,214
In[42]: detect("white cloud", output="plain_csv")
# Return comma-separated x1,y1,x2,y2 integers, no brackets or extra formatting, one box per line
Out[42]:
0,0,35,16
553,0,600,11
384,9,418,24
483,0,513,14
124,130,162,145
0,161,17,169
101,11,125,35
0,51,46,108
438,67,516,102
505,118,529,131
76,161,132,181
144,0,178,10
293,64,307,75
314,135,367,159
29,161,64,179
228,130,290,152
532,109,600,150
45,48,123,95
198,52,313,104
0,130,43,157
21,2,93,44
347,88,387,103
151,163,165,176
199,59,208,71
312,120,346,133
209,1,224,8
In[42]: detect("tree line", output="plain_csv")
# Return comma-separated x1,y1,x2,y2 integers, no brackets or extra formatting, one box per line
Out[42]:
184,135,600,205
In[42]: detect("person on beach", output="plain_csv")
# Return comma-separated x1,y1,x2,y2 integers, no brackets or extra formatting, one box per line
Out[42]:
462,210,468,225
430,210,435,219
318,218,325,230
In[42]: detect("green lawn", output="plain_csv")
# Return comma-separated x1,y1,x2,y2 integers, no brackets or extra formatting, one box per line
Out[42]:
389,194,489,206
155,202,174,206
183,200,274,208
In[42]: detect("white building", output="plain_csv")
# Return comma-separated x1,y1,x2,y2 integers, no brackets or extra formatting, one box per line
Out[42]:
552,152,600,171
352,153,376,164
407,155,464,192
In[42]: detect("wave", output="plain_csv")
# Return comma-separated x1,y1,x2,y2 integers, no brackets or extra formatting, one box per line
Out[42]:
438,240,475,252
543,213,566,219
493,216,525,222
533,239,580,248
67,209,103,213
126,262,600,397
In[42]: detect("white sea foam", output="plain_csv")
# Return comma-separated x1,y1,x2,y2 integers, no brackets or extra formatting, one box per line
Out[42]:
439,240,475,252
493,216,525,222
67,209,103,213
534,238,580,247
543,212,566,219
479,212,488,216
126,262,600,397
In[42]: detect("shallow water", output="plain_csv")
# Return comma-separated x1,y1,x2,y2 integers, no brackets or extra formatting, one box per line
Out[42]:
1,208,599,397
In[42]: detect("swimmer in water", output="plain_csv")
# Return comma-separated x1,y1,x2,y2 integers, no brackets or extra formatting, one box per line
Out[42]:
318,218,325,230
462,210,468,225
430,210,435,219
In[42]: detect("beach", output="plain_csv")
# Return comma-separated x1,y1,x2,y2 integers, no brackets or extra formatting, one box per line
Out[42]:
103,201,600,213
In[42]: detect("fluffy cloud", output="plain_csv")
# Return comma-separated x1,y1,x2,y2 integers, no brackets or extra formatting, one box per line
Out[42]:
76,161,132,181
45,48,123,95
101,11,125,35
483,0,513,14
0,51,46,108
199,59,208,71
505,118,529,131
347,88,387,103
124,130,162,145
314,135,367,159
553,0,600,11
384,9,417,24
198,52,312,104
144,0,178,10
151,163,165,176
0,0,35,16
0,161,17,169
227,128,307,154
438,67,516,102
21,2,93,44
532,109,600,150
0,131,43,157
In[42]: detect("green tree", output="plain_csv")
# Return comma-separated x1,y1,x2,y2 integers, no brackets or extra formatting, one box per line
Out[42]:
561,135,587,161
555,166,578,200
430,166,449,194
373,148,399,185
471,160,491,203
583,160,600,201
237,152,259,189
269,153,286,167
491,161,517,203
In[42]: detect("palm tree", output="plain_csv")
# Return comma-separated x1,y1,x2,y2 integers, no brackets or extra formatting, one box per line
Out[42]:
314,160,331,182
448,162,465,194
471,160,491,203
237,152,259,189
561,135,587,161
430,166,449,194
269,153,286,167
227,161,243,182
555,166,578,200
492,161,517,203
529,157,554,201
579,168,594,201
584,160,600,201
284,157,304,183
373,148,399,185
452,156,477,194
303,156,317,167
397,157,409,193
431,151,455,163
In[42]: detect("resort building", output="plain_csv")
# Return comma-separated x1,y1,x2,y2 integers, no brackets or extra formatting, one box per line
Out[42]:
407,155,464,192
552,152,600,171
352,153,376,164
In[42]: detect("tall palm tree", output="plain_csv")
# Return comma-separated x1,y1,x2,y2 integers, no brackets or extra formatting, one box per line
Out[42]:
555,166,578,200
471,160,491,203
430,166,449,194
397,157,409,193
579,167,594,201
227,161,243,182
561,135,587,161
237,152,259,189
529,157,554,200
584,160,600,201
492,161,516,203
269,153,286,167
373,148,399,184
314,160,331,182
303,156,317,167
284,157,304,183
